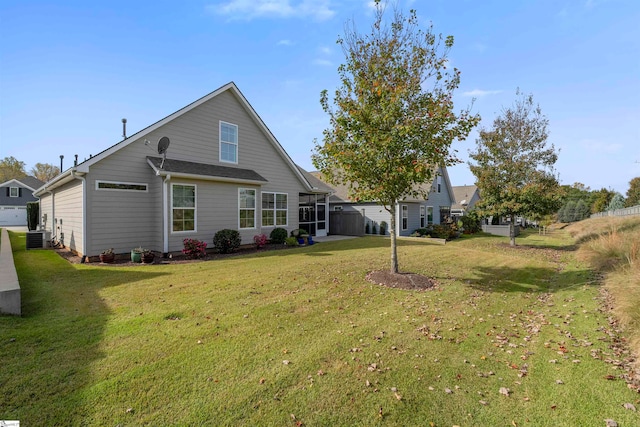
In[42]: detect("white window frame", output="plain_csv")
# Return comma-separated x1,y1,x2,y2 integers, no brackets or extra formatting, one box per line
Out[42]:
261,192,288,227
427,206,434,225
9,187,19,197
401,205,408,230
239,188,256,229
171,183,197,233
420,205,426,228
219,121,238,164
96,180,148,192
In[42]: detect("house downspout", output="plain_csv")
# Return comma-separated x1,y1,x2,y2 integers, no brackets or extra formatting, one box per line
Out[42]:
162,174,171,257
71,170,88,263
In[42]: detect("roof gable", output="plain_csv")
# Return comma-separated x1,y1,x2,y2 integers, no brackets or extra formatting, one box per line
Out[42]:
35,82,318,194
0,176,43,191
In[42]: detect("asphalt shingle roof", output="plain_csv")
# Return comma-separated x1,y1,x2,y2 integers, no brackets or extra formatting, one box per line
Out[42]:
147,157,268,183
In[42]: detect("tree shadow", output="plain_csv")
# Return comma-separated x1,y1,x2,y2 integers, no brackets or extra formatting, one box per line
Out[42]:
1,231,170,424
460,264,597,294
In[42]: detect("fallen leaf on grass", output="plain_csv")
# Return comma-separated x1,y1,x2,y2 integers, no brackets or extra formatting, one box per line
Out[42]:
499,387,510,396
604,419,618,427
555,379,564,385
623,402,636,411
445,388,453,394
283,360,290,365
479,400,488,405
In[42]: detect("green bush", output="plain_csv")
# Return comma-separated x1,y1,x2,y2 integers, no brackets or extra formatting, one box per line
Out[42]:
365,223,370,234
380,221,387,235
459,213,481,234
26,201,39,231
284,237,299,246
431,223,458,240
372,223,377,234
269,227,288,244
413,227,432,237
213,229,241,254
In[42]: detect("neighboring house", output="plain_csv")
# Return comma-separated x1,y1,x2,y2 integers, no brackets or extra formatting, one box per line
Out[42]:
312,167,455,237
451,185,480,218
34,82,330,259
0,176,44,226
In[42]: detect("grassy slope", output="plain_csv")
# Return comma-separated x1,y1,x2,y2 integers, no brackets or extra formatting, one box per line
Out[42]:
1,229,639,426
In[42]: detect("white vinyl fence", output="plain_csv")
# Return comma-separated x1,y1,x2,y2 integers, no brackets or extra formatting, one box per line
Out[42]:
591,205,640,218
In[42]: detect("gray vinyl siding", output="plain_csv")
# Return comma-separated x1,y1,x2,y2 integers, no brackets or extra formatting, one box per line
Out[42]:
51,180,84,255
80,86,309,254
424,172,453,224
40,193,53,231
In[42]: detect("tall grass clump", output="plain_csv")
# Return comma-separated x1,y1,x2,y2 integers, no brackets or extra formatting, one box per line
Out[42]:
568,217,640,360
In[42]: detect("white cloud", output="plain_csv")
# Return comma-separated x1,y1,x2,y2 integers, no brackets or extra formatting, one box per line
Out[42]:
277,39,294,46
312,58,333,67
319,46,332,55
581,139,623,153
462,89,502,97
208,0,336,21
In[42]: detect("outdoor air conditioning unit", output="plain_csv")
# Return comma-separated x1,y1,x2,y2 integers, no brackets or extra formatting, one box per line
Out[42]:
26,230,51,250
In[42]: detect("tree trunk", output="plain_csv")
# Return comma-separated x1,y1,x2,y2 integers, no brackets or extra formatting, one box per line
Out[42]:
389,203,399,273
509,214,516,246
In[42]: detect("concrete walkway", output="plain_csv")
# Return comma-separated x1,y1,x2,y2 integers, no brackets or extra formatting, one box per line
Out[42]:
0,228,21,315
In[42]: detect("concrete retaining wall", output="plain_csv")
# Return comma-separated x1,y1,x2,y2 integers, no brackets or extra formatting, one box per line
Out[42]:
0,228,21,315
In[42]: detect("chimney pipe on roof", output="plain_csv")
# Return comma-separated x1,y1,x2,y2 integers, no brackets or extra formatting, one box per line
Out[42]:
74,154,78,167
60,155,64,172
122,118,127,139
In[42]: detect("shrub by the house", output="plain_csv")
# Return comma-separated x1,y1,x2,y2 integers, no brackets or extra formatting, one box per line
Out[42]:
183,238,207,259
213,229,241,254
269,227,288,244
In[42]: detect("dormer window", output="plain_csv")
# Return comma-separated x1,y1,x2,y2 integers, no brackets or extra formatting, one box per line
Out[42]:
220,121,238,164
9,187,20,197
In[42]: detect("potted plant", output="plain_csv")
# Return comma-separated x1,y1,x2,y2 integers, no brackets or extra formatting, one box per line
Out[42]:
141,249,155,264
291,229,309,245
99,248,115,264
131,247,144,263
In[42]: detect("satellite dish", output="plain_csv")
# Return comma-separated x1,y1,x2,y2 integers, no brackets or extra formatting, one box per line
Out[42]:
158,137,170,155
157,137,170,169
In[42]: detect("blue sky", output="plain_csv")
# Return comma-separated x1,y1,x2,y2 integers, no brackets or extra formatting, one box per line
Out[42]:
1,0,638,194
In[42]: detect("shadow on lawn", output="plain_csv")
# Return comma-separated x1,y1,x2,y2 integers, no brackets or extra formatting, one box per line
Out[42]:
2,231,169,425
460,265,597,294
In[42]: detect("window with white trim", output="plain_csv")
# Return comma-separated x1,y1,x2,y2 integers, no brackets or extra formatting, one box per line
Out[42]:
96,181,148,192
9,187,19,197
401,205,408,230
172,184,196,232
427,206,434,225
420,206,426,228
239,188,256,229
220,121,238,164
262,192,287,227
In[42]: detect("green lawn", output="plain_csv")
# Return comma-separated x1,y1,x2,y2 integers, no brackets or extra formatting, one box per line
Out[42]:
1,230,639,426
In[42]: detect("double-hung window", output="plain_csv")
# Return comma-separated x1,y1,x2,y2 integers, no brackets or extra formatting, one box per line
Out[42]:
172,184,196,232
220,121,238,163
420,206,426,228
9,187,19,197
401,205,408,230
262,192,288,226
239,188,256,229
427,206,434,225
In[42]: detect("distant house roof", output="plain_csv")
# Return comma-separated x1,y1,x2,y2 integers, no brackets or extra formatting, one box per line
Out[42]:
146,157,268,185
311,167,453,204
0,176,44,191
451,185,478,210
296,167,335,194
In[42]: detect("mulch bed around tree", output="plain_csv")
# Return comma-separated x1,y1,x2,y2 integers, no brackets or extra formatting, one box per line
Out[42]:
365,270,437,291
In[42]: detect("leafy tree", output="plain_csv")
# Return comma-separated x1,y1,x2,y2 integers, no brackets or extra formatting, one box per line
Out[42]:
557,204,568,223
607,193,625,211
564,200,576,223
30,163,60,182
0,156,26,182
625,177,640,207
591,188,616,213
313,2,479,273
469,90,561,246
573,199,590,222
